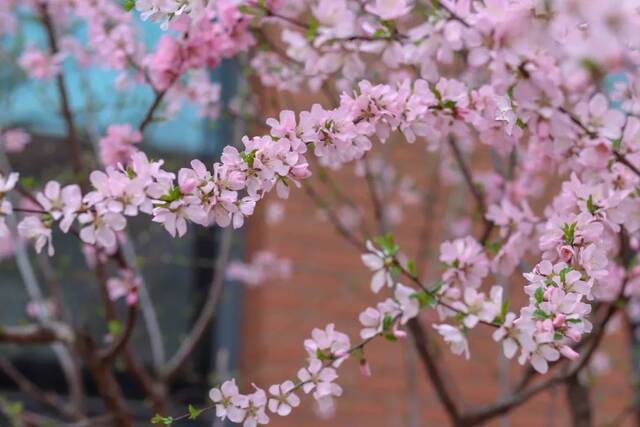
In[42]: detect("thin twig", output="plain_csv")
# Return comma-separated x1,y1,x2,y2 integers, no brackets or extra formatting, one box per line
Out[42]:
39,3,83,177
407,318,462,425
0,359,78,420
447,135,494,244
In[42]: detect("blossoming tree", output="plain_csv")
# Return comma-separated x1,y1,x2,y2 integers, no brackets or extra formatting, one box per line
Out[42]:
1,0,640,426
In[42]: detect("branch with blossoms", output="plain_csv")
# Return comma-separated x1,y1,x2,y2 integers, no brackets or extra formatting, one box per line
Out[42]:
3,0,640,426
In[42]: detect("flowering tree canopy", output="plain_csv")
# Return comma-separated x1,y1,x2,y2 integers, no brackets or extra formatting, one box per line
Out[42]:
2,0,640,426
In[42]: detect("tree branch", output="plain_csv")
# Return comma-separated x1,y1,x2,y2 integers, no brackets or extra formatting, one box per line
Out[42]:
0,322,73,345
99,305,138,362
447,136,494,244
0,359,78,420
38,3,83,177
460,296,621,425
407,318,462,425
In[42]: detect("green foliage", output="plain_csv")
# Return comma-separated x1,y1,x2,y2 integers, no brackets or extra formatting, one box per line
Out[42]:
406,259,417,277
410,290,436,308
534,287,544,304
240,149,258,168
374,233,399,256
123,0,135,12
159,186,182,203
107,320,122,335
562,222,576,245
188,405,204,420
151,415,174,425
306,16,319,41
587,194,599,215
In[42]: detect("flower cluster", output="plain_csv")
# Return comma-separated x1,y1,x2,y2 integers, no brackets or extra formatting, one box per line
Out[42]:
226,250,292,287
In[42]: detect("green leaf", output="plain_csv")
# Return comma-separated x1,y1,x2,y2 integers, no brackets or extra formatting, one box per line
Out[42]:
533,308,548,320
516,118,526,129
406,259,417,277
373,28,389,38
151,414,174,425
431,84,442,102
553,331,563,341
430,281,444,295
188,405,204,420
374,233,399,256
559,266,572,283
562,222,576,245
410,291,436,308
107,320,122,336
315,349,331,361
305,16,319,41
485,240,502,255
123,0,135,11
238,5,266,16
382,331,397,342
442,100,457,109
159,186,182,203
5,401,22,417
493,298,510,325
587,194,599,215
382,314,394,331
534,287,544,304
240,149,258,168
19,176,36,190
125,165,136,179
612,138,622,152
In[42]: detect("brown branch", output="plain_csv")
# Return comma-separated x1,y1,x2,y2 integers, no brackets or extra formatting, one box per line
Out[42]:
437,1,471,27
0,359,78,420
460,297,621,425
614,151,640,177
303,182,367,252
38,3,83,177
407,318,462,425
99,305,138,362
160,227,234,382
447,136,494,245
138,90,168,133
0,322,73,345
76,334,133,427
363,156,387,235
94,262,167,413
558,106,640,178
565,373,592,427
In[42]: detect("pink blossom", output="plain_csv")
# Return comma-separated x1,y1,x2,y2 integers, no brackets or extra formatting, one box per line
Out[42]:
1,128,31,153
106,270,140,306
365,0,412,20
439,236,489,289
17,216,54,256
99,124,142,167
18,48,64,80
267,380,300,416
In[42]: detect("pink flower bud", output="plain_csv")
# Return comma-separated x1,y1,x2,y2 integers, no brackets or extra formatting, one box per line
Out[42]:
553,314,566,328
393,329,407,339
333,349,349,359
565,328,582,342
179,178,197,195
559,345,579,360
557,245,575,262
539,318,553,332
360,360,372,377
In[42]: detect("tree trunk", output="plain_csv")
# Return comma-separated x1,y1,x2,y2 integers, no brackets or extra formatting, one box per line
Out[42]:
565,374,592,427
